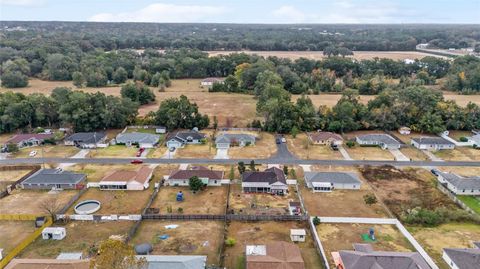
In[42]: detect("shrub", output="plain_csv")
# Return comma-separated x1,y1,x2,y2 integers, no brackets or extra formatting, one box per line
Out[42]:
225,237,236,247
459,136,468,142
363,194,378,205
6,143,18,153
346,141,355,148
312,216,321,226
166,205,172,213
177,207,183,213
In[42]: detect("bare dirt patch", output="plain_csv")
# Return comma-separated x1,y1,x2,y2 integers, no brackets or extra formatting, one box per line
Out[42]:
0,221,36,256
66,164,143,182
132,220,224,266
287,133,344,160
224,221,323,269
0,189,78,215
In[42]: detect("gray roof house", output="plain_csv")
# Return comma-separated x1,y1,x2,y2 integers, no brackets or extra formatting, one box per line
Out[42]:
304,172,361,192
215,133,256,149
242,167,287,195
411,137,455,151
20,168,86,190
469,134,480,147
167,166,224,186
436,171,480,195
166,131,206,149
355,134,401,149
136,255,207,269
116,132,160,148
64,132,107,148
442,243,480,269
333,243,430,269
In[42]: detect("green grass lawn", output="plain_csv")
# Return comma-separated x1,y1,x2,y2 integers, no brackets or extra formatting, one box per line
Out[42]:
457,195,480,214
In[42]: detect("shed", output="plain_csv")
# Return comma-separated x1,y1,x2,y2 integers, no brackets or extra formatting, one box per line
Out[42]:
56,252,83,260
398,127,411,135
42,227,66,240
290,229,306,242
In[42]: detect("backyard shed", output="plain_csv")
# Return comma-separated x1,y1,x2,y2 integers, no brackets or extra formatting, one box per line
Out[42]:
290,229,306,242
42,227,66,240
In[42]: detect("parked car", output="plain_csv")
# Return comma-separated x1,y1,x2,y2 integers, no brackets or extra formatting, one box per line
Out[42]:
330,143,339,151
131,159,143,164
29,150,37,157
276,138,281,144
169,147,176,152
281,137,286,143
430,169,440,176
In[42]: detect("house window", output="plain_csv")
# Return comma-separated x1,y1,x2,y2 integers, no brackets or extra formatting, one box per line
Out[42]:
462,189,465,192
214,180,217,184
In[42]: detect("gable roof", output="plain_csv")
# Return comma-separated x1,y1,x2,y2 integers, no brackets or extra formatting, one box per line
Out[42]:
22,169,86,185
167,131,206,143
443,248,480,269
356,134,401,145
215,133,256,144
470,134,480,144
437,171,480,190
5,133,54,144
169,166,224,180
116,132,160,144
338,243,430,269
136,255,207,269
65,132,106,144
411,137,454,146
307,132,343,142
246,241,305,269
242,167,286,184
101,166,153,185
304,172,361,185
5,259,90,269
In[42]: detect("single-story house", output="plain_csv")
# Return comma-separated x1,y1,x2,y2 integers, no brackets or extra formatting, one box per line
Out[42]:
5,259,90,269
166,166,224,186
307,131,343,145
115,132,160,148
20,168,86,190
469,134,480,147
411,137,455,151
64,132,107,148
215,133,256,149
136,255,207,269
304,172,362,192
42,227,66,240
332,243,430,269
355,134,401,150
99,166,153,190
166,130,206,149
436,171,480,195
246,241,305,269
4,133,54,149
242,167,288,195
290,229,306,242
200,77,225,87
398,127,411,135
442,243,480,269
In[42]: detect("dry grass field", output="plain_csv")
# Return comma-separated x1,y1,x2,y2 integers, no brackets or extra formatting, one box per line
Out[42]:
408,223,480,269
286,133,344,160
0,221,37,256
434,147,480,161
224,221,323,269
19,221,133,258
317,223,415,267
151,186,228,215
89,145,139,158
132,220,224,266
226,132,277,159
437,166,480,177
175,143,216,159
0,169,32,191
11,145,80,158
345,146,396,161
0,189,78,214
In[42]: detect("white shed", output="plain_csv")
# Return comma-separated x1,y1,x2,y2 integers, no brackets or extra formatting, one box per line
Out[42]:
42,227,66,240
290,229,306,242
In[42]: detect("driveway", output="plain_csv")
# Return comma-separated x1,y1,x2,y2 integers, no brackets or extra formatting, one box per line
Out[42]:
389,149,410,162
57,149,90,169
270,135,296,161
162,148,177,159
214,148,229,159
338,146,352,160
299,165,311,172
422,150,444,162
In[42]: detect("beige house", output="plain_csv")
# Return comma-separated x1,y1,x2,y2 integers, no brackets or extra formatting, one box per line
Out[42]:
307,131,343,145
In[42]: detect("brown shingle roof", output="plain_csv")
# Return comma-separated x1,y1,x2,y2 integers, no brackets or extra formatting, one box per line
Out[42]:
242,167,286,184
247,241,305,269
5,133,54,144
169,166,224,180
307,132,343,142
5,259,90,269
101,166,153,184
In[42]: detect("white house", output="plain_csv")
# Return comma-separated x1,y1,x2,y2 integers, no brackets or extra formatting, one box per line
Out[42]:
99,166,153,190
290,229,306,242
436,171,480,195
115,132,160,148
166,166,224,186
42,227,66,240
442,243,480,269
200,77,224,87
411,137,455,151
355,134,401,150
304,172,362,192
4,133,54,149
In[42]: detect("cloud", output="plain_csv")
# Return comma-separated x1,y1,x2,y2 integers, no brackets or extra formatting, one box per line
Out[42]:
0,0,46,7
88,3,228,23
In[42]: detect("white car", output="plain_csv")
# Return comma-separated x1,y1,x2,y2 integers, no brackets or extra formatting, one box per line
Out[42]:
29,150,37,157
281,137,287,143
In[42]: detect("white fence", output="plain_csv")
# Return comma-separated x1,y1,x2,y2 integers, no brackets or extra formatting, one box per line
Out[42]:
220,179,231,185
87,182,100,188
57,214,141,221
286,179,298,185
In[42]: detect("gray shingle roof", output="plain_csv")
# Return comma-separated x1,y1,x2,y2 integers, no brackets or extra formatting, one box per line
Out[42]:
470,134,480,145
443,248,480,269
215,133,256,144
437,171,480,190
22,169,86,185
167,131,206,143
65,132,106,144
411,137,454,146
304,172,361,185
356,134,401,145
116,132,160,145
242,167,286,184
136,255,206,269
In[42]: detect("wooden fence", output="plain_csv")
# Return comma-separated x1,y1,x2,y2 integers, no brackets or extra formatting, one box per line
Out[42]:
0,165,41,199
142,214,308,221
0,214,38,221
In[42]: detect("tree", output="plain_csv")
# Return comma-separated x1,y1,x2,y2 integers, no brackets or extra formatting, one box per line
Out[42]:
39,197,62,221
45,53,77,80
213,116,218,129
91,239,146,269
113,67,128,84
363,194,378,205
312,216,321,226
291,126,299,138
72,71,85,87
283,165,288,176
225,237,236,247
249,160,256,171
189,176,204,192
237,161,246,175
6,143,19,153
121,81,155,105
155,95,209,130
0,71,28,88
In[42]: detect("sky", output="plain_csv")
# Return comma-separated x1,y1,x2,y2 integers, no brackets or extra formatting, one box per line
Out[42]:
0,0,479,24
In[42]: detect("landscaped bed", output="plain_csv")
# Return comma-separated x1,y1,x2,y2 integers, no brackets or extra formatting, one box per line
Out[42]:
0,189,79,215
0,221,37,257
131,220,224,266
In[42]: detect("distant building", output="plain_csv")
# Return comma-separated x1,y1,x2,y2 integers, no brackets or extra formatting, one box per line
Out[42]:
166,166,224,186
200,77,225,87
398,127,411,135
307,131,343,145
20,168,86,190
442,242,480,269
246,241,305,269
355,134,401,150
436,171,480,195
304,172,361,192
411,137,455,151
242,167,287,195
64,132,107,148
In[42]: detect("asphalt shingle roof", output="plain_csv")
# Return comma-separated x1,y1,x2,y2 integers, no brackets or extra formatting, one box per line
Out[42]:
136,255,207,269
437,171,480,190
167,131,206,142
65,132,106,144
304,172,361,185
356,134,401,145
215,133,256,144
411,137,454,145
242,167,286,184
22,169,86,185
169,166,224,180
443,248,480,269
116,132,160,145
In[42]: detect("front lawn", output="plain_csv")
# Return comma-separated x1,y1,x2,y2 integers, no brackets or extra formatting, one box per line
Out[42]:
457,195,480,215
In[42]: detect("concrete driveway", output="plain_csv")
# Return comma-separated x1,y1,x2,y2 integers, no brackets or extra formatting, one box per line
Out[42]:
338,146,352,160
57,149,90,169
389,149,410,162
214,148,229,159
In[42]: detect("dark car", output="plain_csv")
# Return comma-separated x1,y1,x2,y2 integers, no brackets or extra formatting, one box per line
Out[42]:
131,159,144,164
276,138,281,144
430,169,440,176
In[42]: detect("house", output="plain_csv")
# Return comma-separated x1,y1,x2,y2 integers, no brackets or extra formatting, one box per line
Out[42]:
332,243,430,269
411,137,455,151
4,133,54,149
242,167,288,195
166,130,206,149
355,134,401,149
64,132,107,148
304,172,361,192
136,255,207,269
116,132,160,148
246,241,305,269
398,127,411,135
442,243,480,269
469,134,480,147
200,77,224,87
42,227,66,240
290,229,306,242
99,166,154,190
166,166,224,186
215,133,256,149
436,171,480,195
20,168,86,190
5,259,90,269
307,131,343,145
